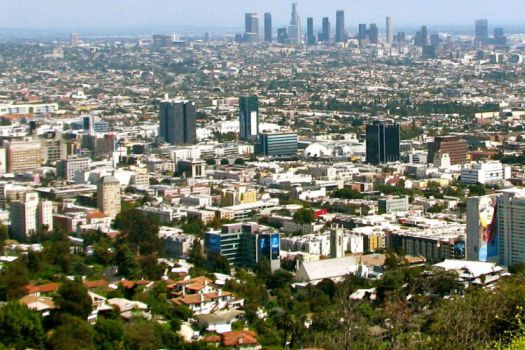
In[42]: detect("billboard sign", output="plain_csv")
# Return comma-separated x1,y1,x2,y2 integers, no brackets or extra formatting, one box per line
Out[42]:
477,196,498,261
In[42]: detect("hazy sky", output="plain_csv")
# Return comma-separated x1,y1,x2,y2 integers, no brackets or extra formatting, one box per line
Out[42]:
2,0,525,30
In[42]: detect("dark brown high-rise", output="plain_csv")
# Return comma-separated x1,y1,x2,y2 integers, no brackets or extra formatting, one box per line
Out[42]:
428,136,468,165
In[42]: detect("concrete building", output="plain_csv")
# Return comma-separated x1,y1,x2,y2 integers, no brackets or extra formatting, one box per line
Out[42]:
428,136,467,165
378,196,409,214
10,192,53,240
497,189,525,266
461,161,510,185
97,176,121,219
57,158,90,181
177,159,206,178
330,226,345,258
5,138,42,173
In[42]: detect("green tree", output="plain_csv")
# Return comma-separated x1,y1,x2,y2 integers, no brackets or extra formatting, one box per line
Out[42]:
188,240,205,269
123,320,160,350
94,318,124,350
293,208,316,225
234,158,245,165
0,302,44,349
220,159,229,165
267,269,293,290
115,209,161,256
48,315,95,350
113,243,142,279
0,259,30,300
331,188,364,199
0,224,7,254
207,252,231,274
55,280,93,320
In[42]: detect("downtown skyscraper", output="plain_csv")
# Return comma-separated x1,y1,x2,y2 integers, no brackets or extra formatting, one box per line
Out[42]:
320,17,330,42
475,19,489,47
306,17,316,45
335,10,346,43
264,13,272,42
368,23,379,44
244,13,259,43
386,17,393,44
288,3,301,45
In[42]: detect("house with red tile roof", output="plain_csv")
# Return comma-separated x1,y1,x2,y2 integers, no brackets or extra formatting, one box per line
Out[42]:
169,275,243,315
205,330,260,349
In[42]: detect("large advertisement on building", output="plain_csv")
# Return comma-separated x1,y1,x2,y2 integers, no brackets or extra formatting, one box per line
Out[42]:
205,233,221,254
477,196,498,261
271,234,280,260
259,235,270,258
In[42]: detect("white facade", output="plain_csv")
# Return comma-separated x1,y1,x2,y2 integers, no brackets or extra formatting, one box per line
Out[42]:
9,192,53,240
497,190,525,266
461,161,510,185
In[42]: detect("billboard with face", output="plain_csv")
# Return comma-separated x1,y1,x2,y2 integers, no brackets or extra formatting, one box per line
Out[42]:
477,196,498,261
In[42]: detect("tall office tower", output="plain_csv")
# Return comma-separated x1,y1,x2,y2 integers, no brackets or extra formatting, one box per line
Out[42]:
288,3,301,45
358,24,368,46
494,28,507,46
277,27,288,44
386,16,393,44
244,13,259,43
475,19,489,47
414,31,422,46
97,175,121,219
396,32,406,44
306,17,316,45
10,192,53,240
496,189,525,266
420,26,428,47
427,136,467,165
158,100,196,145
430,33,441,47
5,138,42,173
466,195,499,262
320,17,331,42
335,10,345,42
70,32,79,47
264,13,272,42
239,96,259,141
365,121,400,164
368,23,379,44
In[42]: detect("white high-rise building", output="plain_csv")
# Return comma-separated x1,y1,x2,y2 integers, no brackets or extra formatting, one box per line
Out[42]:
10,192,53,240
461,161,511,185
497,189,525,266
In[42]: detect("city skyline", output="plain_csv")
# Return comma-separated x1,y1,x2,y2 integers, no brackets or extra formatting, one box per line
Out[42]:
2,0,525,32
